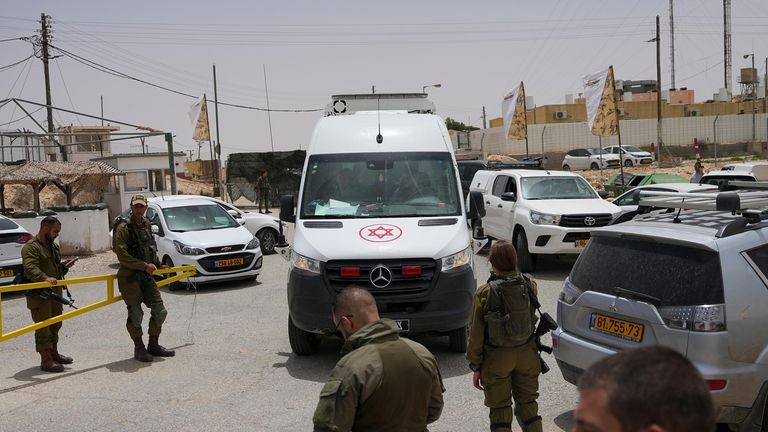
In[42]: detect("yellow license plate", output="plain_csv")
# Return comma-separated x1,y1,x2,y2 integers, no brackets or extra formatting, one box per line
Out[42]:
590,313,644,342
576,239,589,247
0,269,15,278
215,258,244,268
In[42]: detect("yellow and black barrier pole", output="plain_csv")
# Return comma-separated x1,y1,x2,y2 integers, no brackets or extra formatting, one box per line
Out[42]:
0,265,196,343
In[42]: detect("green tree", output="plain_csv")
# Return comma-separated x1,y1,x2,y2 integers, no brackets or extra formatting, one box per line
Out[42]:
445,117,479,132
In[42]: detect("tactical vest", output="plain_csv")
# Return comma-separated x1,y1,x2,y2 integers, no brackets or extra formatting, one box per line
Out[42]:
484,275,538,348
118,219,158,264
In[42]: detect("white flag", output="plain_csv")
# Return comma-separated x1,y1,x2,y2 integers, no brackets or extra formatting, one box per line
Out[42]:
188,96,204,124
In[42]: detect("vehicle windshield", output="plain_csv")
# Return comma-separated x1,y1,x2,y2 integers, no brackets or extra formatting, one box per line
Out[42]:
163,204,239,232
700,175,755,185
623,146,643,153
300,152,461,218
586,148,610,155
521,176,598,200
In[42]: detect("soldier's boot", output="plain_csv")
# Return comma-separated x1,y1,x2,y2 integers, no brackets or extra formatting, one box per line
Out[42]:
132,336,153,362
51,343,73,364
40,349,65,373
147,335,175,357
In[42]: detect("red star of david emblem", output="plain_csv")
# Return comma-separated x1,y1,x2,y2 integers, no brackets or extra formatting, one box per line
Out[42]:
367,226,394,239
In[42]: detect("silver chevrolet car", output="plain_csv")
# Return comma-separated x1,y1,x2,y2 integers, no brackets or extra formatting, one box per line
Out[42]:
553,183,768,431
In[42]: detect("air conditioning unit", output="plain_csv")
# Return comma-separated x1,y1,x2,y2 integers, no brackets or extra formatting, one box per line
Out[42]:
554,111,568,120
688,110,702,117
617,108,625,116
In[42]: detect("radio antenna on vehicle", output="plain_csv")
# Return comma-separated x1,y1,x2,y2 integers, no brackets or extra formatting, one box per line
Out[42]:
376,96,383,144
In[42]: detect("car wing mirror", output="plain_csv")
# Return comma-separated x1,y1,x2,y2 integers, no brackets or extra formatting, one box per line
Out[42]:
227,209,241,219
280,194,296,224
598,190,609,199
501,191,517,202
466,191,486,219
151,224,163,237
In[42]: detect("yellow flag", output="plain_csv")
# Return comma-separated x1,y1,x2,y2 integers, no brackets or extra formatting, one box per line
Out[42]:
502,82,527,141
192,94,211,141
583,66,619,137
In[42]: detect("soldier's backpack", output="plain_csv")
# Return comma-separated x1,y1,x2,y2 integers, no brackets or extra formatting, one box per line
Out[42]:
484,274,538,348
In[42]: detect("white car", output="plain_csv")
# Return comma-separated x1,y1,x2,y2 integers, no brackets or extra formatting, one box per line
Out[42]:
0,216,33,285
148,195,283,255
611,182,718,221
145,198,262,287
562,148,621,171
470,169,621,272
603,145,654,167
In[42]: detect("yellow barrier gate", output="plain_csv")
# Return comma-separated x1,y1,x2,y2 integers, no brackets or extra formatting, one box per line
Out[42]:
0,265,196,343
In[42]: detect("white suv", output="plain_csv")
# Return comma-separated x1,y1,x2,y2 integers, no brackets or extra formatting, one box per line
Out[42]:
470,169,621,272
553,183,768,431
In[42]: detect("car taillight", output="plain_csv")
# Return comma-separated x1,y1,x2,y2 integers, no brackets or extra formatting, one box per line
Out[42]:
402,265,422,276
706,379,727,391
16,233,33,244
559,278,583,305
340,266,360,277
658,304,726,332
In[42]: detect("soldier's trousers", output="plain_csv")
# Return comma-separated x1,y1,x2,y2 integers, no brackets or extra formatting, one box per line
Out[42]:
481,341,542,432
117,274,166,339
28,299,63,352
258,190,269,210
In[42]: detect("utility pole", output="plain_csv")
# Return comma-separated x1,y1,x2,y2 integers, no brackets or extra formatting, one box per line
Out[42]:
39,13,65,160
669,0,676,89
213,64,222,197
482,106,487,129
656,15,663,167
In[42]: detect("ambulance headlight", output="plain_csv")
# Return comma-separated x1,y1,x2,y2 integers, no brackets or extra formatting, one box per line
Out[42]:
290,252,321,275
441,246,472,273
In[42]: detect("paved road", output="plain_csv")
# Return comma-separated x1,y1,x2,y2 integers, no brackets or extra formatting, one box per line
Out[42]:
0,247,578,431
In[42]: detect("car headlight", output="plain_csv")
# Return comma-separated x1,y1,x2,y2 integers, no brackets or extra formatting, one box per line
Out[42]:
246,236,260,250
173,240,205,256
441,246,472,273
530,210,561,225
290,252,321,275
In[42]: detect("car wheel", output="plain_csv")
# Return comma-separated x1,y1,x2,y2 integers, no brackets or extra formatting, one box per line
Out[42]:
515,230,537,273
162,257,183,291
624,159,633,167
288,316,321,356
257,228,278,255
590,162,599,170
448,325,468,353
562,164,570,171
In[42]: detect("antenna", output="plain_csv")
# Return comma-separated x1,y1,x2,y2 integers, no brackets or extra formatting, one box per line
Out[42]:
376,96,383,144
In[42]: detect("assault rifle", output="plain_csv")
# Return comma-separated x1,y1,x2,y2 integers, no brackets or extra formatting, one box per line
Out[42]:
36,288,78,309
526,282,559,374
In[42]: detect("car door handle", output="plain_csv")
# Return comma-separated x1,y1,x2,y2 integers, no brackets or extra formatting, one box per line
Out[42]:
486,201,491,205
497,204,503,208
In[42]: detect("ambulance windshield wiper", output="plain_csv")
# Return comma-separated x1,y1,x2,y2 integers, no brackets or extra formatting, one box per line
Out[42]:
612,287,661,307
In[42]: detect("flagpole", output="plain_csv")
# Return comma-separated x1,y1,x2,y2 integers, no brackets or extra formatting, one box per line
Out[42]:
523,83,529,158
213,64,222,198
611,66,626,191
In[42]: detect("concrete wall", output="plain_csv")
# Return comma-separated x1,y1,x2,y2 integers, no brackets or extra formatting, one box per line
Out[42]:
460,113,768,161
12,209,111,256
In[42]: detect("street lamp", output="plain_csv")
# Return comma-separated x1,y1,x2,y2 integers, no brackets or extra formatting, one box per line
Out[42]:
744,53,756,141
422,83,442,94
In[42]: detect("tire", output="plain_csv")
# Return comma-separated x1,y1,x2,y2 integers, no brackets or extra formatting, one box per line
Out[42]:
562,164,570,171
288,316,321,356
448,326,468,353
515,230,537,273
162,257,183,291
624,159,633,167
257,228,278,255
590,162,599,170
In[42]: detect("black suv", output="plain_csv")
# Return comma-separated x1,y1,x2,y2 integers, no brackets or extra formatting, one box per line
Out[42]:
457,158,543,197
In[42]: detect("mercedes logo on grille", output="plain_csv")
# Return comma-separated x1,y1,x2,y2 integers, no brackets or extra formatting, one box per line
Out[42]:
584,216,596,226
369,265,392,288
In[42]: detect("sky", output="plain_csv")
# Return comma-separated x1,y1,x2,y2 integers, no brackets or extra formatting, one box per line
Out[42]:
1,0,767,161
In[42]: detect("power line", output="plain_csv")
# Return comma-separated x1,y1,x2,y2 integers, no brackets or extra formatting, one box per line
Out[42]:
50,44,323,112
0,53,34,71
54,58,82,125
0,106,44,126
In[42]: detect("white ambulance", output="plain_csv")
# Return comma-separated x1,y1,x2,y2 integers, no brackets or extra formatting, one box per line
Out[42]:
278,94,484,355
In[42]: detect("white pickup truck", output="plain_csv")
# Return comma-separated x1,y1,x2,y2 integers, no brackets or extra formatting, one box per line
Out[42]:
470,169,621,272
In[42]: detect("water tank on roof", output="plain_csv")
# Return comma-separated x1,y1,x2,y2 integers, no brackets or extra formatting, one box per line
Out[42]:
740,68,758,84
565,94,574,104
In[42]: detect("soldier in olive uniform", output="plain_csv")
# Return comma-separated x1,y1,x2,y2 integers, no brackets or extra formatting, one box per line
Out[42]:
313,286,444,432
113,194,174,362
255,170,271,214
22,216,77,372
467,241,542,432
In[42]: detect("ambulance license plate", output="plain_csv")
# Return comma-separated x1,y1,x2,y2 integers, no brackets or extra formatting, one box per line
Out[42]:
215,258,244,268
394,319,410,332
590,313,644,343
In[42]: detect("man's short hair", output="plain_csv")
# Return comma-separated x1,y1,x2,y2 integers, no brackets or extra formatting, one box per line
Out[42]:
333,286,377,317
40,215,61,227
578,346,714,432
